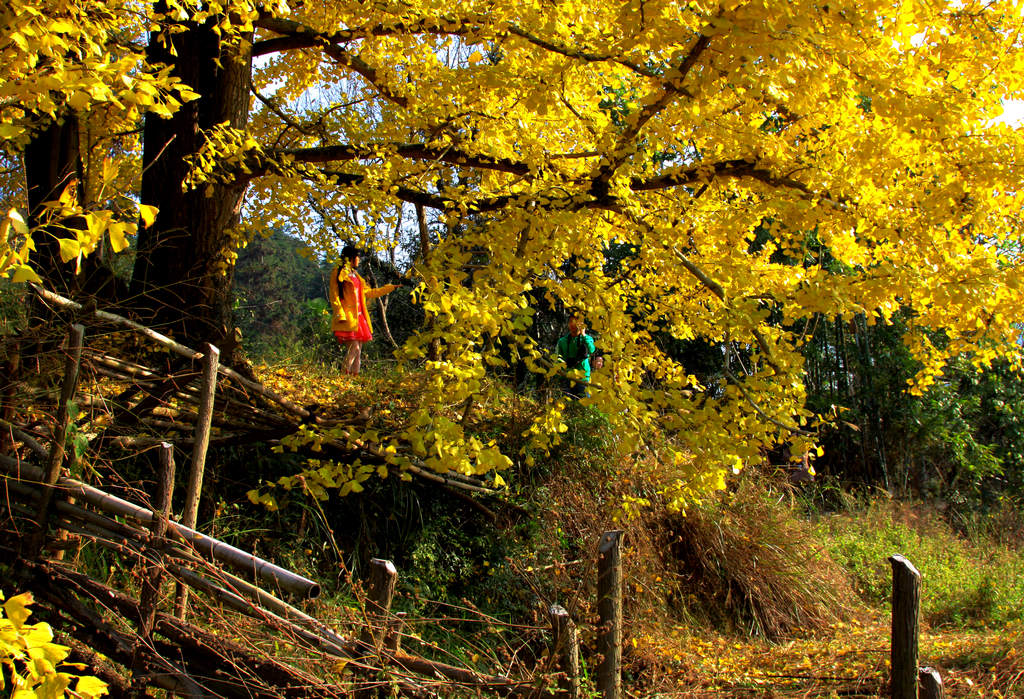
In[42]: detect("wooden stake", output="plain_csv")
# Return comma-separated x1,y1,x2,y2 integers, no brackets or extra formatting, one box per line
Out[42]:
131,443,174,696
385,612,406,653
597,530,624,699
919,667,944,699
361,558,398,650
549,604,580,698
890,554,921,699
30,324,84,556
356,558,398,698
139,443,175,637
175,343,219,619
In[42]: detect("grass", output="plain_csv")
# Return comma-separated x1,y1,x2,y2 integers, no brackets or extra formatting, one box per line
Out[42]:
814,496,1024,629
621,493,1024,697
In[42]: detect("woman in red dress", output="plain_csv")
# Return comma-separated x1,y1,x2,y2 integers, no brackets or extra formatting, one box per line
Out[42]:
328,246,399,375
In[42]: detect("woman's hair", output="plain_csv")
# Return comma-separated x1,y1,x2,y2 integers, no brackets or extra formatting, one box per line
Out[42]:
341,244,360,262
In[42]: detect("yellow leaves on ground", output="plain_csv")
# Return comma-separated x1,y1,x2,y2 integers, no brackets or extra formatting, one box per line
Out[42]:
247,363,519,507
633,618,1024,697
0,590,109,698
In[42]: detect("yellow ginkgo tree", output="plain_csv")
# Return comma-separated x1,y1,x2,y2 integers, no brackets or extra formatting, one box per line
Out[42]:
5,0,1024,505
0,0,194,292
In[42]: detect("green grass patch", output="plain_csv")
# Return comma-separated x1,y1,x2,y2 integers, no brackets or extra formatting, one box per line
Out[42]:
815,499,1024,629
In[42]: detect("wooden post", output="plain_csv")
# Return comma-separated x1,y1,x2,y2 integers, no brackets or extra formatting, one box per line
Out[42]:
131,443,174,696
919,667,944,699
355,559,398,699
175,343,219,619
361,558,398,650
30,324,84,555
385,612,406,653
549,604,580,698
597,530,624,699
890,554,921,699
139,444,175,637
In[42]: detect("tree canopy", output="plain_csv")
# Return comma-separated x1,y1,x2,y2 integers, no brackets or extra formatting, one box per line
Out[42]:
4,0,1024,506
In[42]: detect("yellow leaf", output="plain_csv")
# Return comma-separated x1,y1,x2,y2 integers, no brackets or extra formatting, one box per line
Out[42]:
0,124,23,140
7,209,28,236
4,591,33,628
11,265,42,284
138,204,158,228
107,222,132,253
101,158,119,185
57,238,80,263
74,675,110,698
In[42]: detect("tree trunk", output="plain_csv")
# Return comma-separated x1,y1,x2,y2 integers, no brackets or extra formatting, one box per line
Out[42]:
132,11,252,350
23,113,114,299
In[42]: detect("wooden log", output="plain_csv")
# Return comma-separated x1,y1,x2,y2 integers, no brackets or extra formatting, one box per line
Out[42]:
890,554,921,699
549,604,580,698
30,323,84,556
176,343,219,620
919,667,944,699
597,530,624,699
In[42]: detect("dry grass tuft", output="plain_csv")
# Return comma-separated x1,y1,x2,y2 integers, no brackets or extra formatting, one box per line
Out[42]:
658,474,857,641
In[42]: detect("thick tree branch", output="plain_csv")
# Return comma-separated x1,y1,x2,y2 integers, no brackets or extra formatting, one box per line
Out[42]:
632,158,815,194
281,143,533,176
594,33,711,190
253,15,483,53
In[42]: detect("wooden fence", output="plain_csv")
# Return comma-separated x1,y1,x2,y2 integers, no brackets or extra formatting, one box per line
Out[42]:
0,309,635,697
2,448,631,697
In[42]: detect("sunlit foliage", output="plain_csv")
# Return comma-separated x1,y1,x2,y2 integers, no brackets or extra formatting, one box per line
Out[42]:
5,0,1024,507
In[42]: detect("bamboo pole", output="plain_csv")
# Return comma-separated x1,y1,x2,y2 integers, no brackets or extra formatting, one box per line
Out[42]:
30,323,84,556
176,343,219,619
597,530,624,699
890,554,921,699
1,455,320,599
